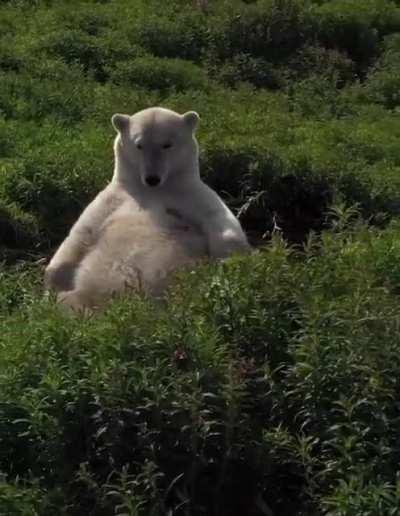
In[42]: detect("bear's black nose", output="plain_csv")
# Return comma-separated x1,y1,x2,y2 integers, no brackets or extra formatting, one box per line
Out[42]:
146,175,161,187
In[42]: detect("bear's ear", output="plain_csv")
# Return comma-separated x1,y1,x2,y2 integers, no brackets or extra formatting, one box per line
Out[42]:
182,111,200,132
111,113,130,133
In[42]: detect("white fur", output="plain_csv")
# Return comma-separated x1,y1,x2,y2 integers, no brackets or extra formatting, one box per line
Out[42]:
45,107,249,312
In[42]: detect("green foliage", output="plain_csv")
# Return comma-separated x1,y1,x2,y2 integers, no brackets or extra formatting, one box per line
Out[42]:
1,0,400,514
207,0,315,61
108,56,208,93
0,481,44,516
313,0,400,66
0,200,40,256
208,53,283,89
135,11,208,61
2,224,400,514
363,33,400,108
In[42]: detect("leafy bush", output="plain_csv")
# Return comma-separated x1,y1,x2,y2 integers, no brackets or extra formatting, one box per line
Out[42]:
314,0,400,68
1,223,400,514
363,33,400,108
0,68,95,122
35,28,145,82
136,12,208,61
207,0,315,61
108,56,208,92
0,200,40,255
287,45,356,84
0,481,46,516
207,53,283,89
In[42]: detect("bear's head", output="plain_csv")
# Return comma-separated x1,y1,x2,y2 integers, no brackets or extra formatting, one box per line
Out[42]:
112,107,200,189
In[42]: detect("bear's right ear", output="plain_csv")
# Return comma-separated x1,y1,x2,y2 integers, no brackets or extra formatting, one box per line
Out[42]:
111,114,130,133
182,111,200,132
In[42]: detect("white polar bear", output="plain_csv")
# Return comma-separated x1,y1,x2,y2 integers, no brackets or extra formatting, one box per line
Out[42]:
45,107,250,311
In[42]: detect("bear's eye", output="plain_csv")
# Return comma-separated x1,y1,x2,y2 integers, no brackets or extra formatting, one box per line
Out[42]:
162,142,172,150
136,143,143,150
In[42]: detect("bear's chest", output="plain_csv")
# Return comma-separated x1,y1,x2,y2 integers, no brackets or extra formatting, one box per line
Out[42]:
164,207,197,233
101,200,201,239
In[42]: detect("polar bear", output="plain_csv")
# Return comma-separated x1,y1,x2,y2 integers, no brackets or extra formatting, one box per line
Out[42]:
45,107,249,311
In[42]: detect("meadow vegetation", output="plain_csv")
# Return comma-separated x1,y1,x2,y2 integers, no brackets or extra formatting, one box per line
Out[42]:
1,0,400,514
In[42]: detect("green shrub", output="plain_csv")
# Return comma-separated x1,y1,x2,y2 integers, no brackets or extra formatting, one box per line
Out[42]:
322,478,400,516
0,200,40,255
287,74,346,118
1,224,400,513
0,42,24,73
0,120,112,244
136,12,208,61
0,69,94,122
36,29,104,81
108,56,208,92
314,0,400,68
363,33,400,108
53,3,111,35
0,481,45,516
208,0,314,61
207,53,283,89
36,28,145,82
287,45,356,84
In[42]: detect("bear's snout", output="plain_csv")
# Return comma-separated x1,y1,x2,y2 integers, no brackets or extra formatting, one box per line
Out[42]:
145,175,161,187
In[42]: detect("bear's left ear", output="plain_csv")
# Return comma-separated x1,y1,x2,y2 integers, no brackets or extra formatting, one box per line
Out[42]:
111,113,130,133
182,111,200,132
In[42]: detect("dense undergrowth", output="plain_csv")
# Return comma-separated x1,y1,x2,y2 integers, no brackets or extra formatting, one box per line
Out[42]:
1,0,400,514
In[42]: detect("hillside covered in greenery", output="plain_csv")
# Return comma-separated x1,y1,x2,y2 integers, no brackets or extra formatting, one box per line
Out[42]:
1,0,400,514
